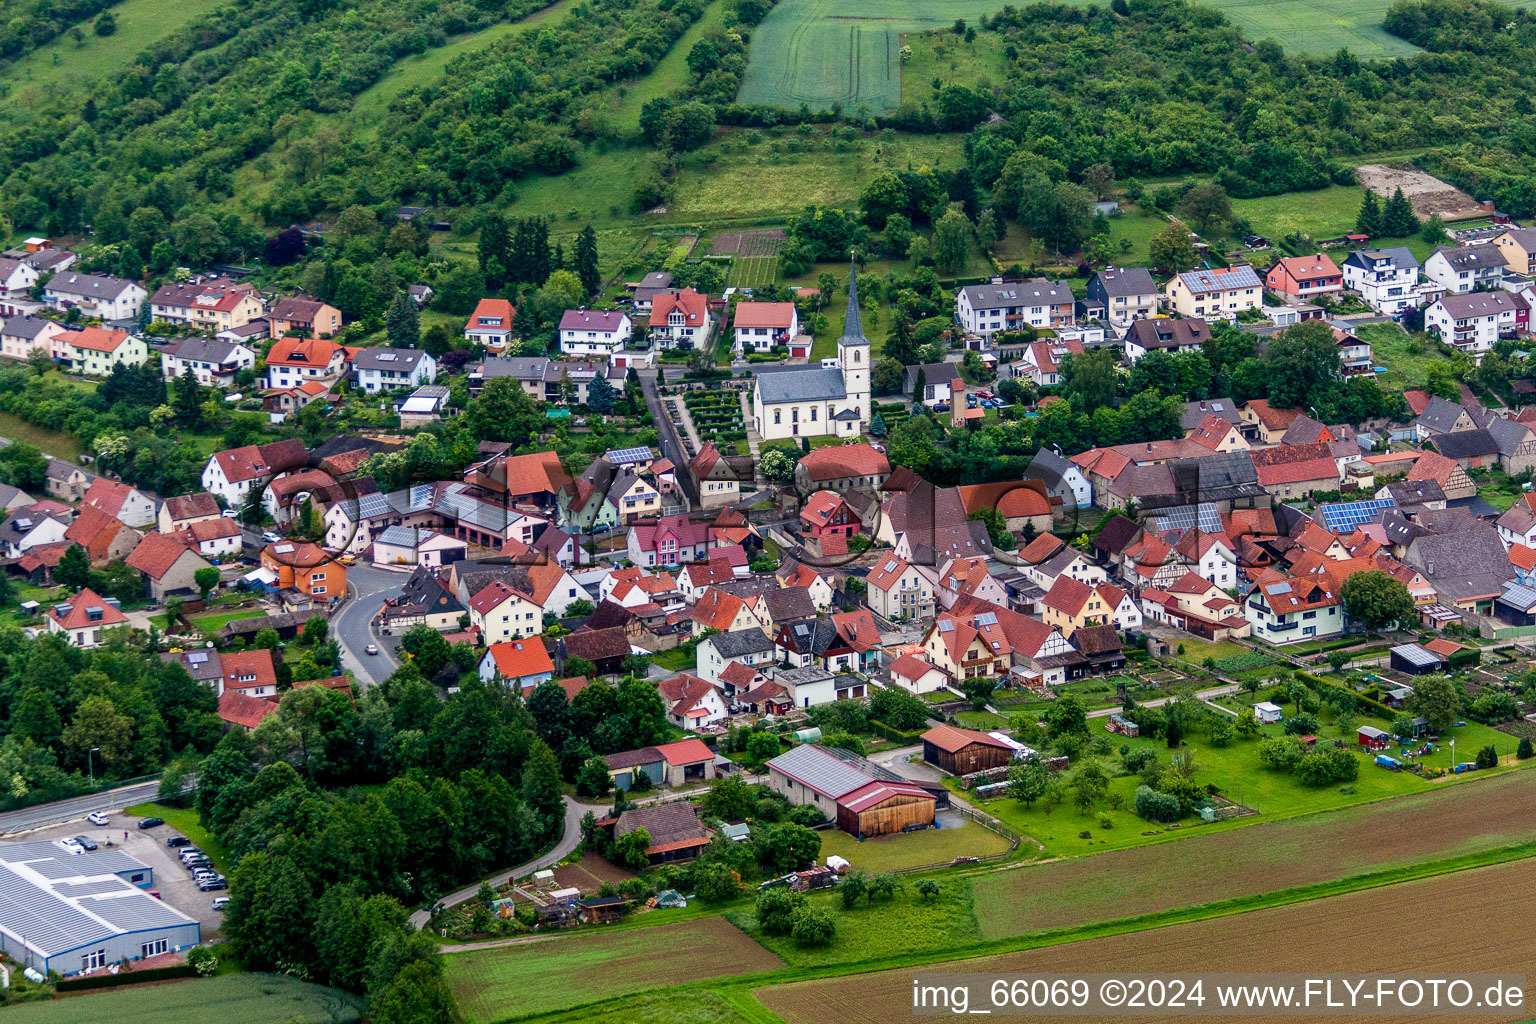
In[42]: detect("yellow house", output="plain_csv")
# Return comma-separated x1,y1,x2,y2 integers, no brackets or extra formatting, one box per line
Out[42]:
1164,264,1263,319
1494,228,1536,277
62,326,148,377
1039,576,1112,639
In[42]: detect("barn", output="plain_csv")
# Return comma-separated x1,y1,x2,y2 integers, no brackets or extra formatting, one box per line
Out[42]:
921,724,1017,775
766,743,936,838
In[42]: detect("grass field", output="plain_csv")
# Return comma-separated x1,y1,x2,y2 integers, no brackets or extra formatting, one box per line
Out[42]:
606,0,729,130
447,917,781,1022
1358,321,1445,389
818,817,1013,872
757,857,1536,1022
738,0,1014,111
3,974,362,1024
186,608,272,637
971,767,1536,940
0,0,232,117
126,802,231,873
0,410,84,460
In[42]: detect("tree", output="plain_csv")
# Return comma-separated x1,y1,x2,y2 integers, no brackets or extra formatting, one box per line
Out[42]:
1381,187,1420,236
401,625,452,678
791,905,836,947
916,878,941,902
961,675,997,709
1340,570,1415,629
754,887,804,935
1518,736,1533,760
1072,759,1109,811
56,544,92,590
872,357,905,395
1475,743,1499,770
1408,674,1462,733
94,11,116,34
11,687,62,747
755,821,820,874
464,378,542,447
611,827,652,870
1176,183,1234,234
702,772,756,820
931,204,972,271
574,225,601,297
586,373,617,413
385,291,420,349
576,756,612,798
1008,759,1048,808
1148,221,1198,273
1044,695,1089,737
759,448,796,482
193,566,221,603
1234,709,1260,738
1061,348,1119,414
1355,189,1383,236
976,208,1000,252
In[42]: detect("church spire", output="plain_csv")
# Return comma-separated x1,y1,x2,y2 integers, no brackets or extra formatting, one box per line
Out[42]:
838,254,865,347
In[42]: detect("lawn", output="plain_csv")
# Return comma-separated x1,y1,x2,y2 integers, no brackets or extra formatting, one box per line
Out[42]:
187,608,270,637
447,917,781,1023
1231,185,1368,241
727,879,980,967
126,802,231,874
817,817,1013,872
2,974,362,1024
0,410,83,460
1357,321,1447,389
1168,638,1249,665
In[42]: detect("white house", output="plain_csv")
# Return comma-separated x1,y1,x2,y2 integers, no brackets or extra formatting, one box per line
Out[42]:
732,301,798,354
0,315,69,362
1424,291,1526,357
264,337,346,390
45,588,128,648
42,273,146,321
467,580,543,643
1424,245,1506,295
351,348,436,394
0,255,40,299
160,338,257,387
887,653,950,695
200,438,306,507
558,309,631,360
1341,247,1425,315
464,298,515,349
477,638,556,691
694,628,776,686
955,279,1074,339
648,288,711,350
1245,573,1342,645
180,518,243,560
372,526,468,569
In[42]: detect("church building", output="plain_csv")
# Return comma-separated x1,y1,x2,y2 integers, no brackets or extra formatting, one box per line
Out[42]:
752,259,870,441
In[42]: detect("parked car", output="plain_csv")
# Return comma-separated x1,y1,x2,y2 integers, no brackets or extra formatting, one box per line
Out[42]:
184,856,212,869
137,817,165,830
72,835,98,851
262,530,282,543
221,509,240,518
58,839,84,854
212,896,230,911
198,876,228,891
165,835,192,848
87,811,110,826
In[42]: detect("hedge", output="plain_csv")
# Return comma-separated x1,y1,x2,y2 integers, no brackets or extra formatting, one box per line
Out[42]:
56,962,198,991
1294,671,1398,721
867,719,926,744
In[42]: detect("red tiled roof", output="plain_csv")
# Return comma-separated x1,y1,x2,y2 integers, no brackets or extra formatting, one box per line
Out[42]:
126,531,199,579
1042,575,1093,616
67,326,131,353
657,674,720,716
955,481,1051,518
1407,451,1460,486
46,586,128,630
469,580,521,616
654,738,715,766
800,490,848,523
210,438,307,485
1245,399,1302,431
733,301,795,329
556,675,591,700
468,298,515,328
830,608,880,651
889,653,939,681
649,288,708,328
691,588,750,631
185,517,241,543
65,505,127,561
797,444,890,481
82,477,132,517
221,649,278,692
485,638,555,680
218,690,278,730
163,493,219,523
266,336,341,367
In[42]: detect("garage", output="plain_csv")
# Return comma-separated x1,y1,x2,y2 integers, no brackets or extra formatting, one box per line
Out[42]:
835,781,937,837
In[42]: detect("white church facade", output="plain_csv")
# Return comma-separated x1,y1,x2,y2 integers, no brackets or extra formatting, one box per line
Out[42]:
751,260,870,442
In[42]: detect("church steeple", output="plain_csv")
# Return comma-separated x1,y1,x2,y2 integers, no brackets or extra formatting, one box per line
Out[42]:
838,255,865,347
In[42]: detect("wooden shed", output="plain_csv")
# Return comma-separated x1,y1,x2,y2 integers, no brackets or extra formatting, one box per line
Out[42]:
835,781,937,837
921,724,1017,775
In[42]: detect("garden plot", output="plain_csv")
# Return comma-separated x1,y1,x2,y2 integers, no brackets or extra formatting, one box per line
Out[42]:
684,388,748,450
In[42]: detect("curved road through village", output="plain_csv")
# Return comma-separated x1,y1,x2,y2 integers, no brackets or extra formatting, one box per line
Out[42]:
335,562,408,688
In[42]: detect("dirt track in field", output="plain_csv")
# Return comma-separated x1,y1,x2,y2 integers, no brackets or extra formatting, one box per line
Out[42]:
759,859,1536,1024
973,769,1536,940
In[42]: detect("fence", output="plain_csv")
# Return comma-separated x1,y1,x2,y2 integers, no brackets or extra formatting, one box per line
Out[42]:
886,802,1023,876
0,774,162,833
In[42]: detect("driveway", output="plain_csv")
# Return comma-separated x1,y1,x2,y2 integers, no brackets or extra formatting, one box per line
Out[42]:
335,562,407,688
408,795,587,929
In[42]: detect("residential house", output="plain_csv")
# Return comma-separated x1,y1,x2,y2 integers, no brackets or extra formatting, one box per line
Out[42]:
1018,534,1106,591
0,503,71,559
200,439,307,506
690,587,766,637
160,338,257,387
954,480,1054,536
866,555,936,622
558,309,632,360
179,517,242,561
799,490,860,539
933,555,1009,611
1488,417,1536,476
1331,322,1375,375
42,273,145,320
1403,520,1515,613
1013,338,1084,387
1424,245,1506,294
776,664,866,705
1341,247,1426,314
1085,267,1159,326
1138,571,1250,640
268,295,342,339
82,478,156,529
630,271,673,313
1187,413,1249,454
265,336,346,389
126,532,212,602
371,526,467,568
904,361,961,408
1163,265,1263,319
921,602,1073,686
1250,443,1340,500
1407,451,1476,500
1121,317,1211,363
628,514,713,568
1494,227,1536,277
1026,449,1092,509
0,255,40,302
956,279,1074,339
1431,428,1503,471
1173,529,1239,589
464,298,515,349
351,348,436,393
658,674,729,731
1039,576,1118,639
148,276,264,332
648,288,711,350
0,314,68,362
63,505,141,565
777,561,836,612
732,301,797,354
478,638,557,691
471,355,624,405
559,625,634,676
887,653,949,695
775,617,858,674
46,587,127,648
43,459,92,502
1424,291,1527,356
1240,399,1302,444
59,327,147,376
609,801,713,864
1414,396,1479,437
259,540,344,605
1245,569,1342,644
689,443,744,510
794,443,890,495
1265,254,1343,304
378,567,467,634
829,608,882,671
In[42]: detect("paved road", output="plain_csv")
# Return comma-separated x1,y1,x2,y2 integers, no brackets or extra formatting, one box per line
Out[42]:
640,373,697,506
335,562,407,688
0,779,161,836
408,795,587,929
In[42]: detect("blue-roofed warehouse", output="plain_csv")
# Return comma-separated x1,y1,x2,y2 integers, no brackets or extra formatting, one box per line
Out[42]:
0,840,200,976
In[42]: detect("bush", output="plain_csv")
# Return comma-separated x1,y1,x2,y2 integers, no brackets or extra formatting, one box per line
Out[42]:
1213,651,1275,673
754,886,804,936
1519,736,1534,760
1294,745,1360,786
790,905,836,947
1121,748,1156,774
1282,713,1319,736
1257,736,1304,771
1470,691,1519,723
1475,743,1499,770
1134,785,1182,822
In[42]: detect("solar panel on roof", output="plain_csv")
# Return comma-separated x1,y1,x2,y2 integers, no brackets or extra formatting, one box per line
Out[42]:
938,621,955,632
1151,503,1222,534
607,446,652,463
1270,582,1292,593
882,559,898,572
975,612,997,626
1318,497,1397,532
188,651,209,664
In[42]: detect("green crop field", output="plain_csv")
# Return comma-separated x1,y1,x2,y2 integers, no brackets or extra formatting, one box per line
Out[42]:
738,0,1013,111
727,256,778,289
3,974,362,1024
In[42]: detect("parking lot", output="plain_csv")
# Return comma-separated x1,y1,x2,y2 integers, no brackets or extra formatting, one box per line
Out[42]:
24,813,225,937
